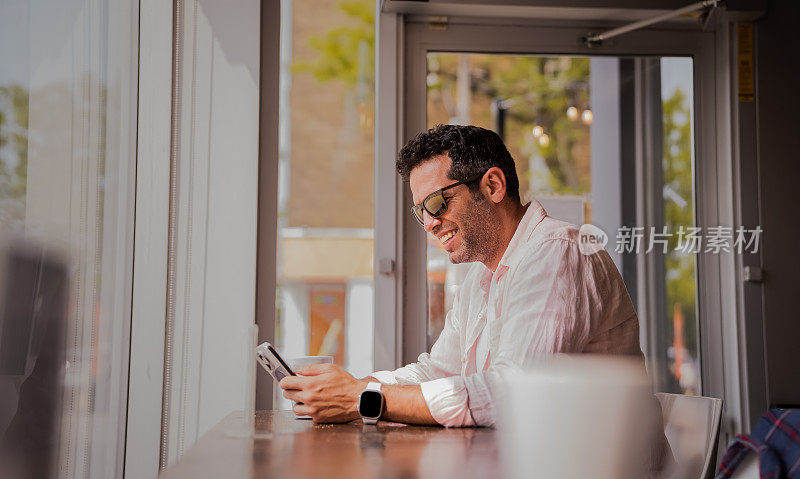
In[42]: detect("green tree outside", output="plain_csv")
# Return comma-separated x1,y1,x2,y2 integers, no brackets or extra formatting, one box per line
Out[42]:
0,84,29,229
291,0,374,92
0,85,29,199
661,87,698,392
427,54,592,198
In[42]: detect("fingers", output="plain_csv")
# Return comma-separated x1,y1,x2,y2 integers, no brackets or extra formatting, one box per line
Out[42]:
282,388,305,403
293,403,313,417
279,375,305,390
296,363,336,376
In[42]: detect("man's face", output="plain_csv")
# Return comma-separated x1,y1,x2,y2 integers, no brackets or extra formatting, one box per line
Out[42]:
409,155,500,265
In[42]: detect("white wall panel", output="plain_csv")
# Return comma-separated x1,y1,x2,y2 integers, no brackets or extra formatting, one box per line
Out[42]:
160,0,260,467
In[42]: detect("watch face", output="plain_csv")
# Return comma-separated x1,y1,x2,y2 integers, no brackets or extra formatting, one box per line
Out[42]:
358,390,383,418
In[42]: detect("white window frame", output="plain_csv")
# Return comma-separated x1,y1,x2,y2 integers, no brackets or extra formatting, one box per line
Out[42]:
374,8,404,372
125,0,172,476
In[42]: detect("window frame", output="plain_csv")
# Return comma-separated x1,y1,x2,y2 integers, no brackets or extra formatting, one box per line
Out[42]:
125,0,172,476
373,9,404,372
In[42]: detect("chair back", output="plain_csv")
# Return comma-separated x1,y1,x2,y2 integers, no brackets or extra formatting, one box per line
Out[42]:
655,392,723,479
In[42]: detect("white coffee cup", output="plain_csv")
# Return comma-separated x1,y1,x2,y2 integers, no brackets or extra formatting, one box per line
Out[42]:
286,356,334,419
498,355,653,479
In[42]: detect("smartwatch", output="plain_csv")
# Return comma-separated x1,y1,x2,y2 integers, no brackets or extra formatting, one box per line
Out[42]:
357,382,385,425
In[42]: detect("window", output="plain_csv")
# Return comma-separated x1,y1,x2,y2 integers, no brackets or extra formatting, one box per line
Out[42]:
657,58,699,395
274,0,376,407
0,0,138,476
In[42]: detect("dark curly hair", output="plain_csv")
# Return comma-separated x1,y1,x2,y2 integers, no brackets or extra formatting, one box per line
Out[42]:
396,124,521,201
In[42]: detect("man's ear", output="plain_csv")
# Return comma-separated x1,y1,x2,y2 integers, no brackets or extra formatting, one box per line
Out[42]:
482,167,507,204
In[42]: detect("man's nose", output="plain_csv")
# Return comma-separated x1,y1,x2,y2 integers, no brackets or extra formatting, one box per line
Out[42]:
423,212,441,233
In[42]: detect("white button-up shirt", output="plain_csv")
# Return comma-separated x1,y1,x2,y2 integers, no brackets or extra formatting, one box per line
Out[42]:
371,200,642,427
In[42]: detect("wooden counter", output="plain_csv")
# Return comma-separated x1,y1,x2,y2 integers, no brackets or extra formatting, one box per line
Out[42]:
160,410,500,479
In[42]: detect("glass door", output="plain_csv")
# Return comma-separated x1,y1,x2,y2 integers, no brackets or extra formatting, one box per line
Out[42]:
401,21,724,401
423,52,698,395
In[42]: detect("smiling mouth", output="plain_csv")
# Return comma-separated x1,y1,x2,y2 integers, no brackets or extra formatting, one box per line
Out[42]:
439,229,457,245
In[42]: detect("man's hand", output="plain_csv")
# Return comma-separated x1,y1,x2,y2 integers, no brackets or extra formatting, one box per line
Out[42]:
279,363,368,423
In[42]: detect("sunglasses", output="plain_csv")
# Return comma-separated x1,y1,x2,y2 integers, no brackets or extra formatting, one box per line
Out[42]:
411,173,485,226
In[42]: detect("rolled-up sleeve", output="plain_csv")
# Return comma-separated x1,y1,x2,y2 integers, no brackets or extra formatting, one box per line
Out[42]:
420,376,474,426
414,366,514,427
371,290,479,426
416,371,495,427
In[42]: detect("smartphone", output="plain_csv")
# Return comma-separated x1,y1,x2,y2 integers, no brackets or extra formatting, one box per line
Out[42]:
255,342,296,383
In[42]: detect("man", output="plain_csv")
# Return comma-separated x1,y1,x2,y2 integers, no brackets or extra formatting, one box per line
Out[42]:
280,124,643,427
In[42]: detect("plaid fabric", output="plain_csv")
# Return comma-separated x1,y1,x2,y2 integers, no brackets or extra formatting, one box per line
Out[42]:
716,409,800,479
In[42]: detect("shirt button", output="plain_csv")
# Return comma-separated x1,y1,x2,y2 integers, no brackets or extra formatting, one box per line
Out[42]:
478,313,484,319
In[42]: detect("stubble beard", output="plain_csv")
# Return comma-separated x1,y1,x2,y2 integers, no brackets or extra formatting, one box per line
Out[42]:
449,195,502,265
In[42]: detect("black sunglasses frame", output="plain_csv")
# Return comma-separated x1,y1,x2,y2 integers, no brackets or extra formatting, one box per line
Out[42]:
411,173,485,226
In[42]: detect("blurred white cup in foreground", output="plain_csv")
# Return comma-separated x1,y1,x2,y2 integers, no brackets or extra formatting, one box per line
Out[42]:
498,355,654,479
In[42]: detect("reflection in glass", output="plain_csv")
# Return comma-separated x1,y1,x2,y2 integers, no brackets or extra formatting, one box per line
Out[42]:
0,0,138,476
